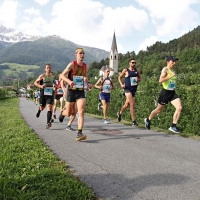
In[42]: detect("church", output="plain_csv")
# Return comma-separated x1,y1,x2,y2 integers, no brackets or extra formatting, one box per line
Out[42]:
99,32,118,77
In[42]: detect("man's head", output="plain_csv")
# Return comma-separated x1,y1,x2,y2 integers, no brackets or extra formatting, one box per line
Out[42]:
129,58,136,66
45,64,52,73
75,48,85,61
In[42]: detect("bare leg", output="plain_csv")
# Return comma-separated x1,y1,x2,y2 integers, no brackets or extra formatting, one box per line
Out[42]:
101,100,109,119
149,103,165,120
171,98,182,124
76,98,86,130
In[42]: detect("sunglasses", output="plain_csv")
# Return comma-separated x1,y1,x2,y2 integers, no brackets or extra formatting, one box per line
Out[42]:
131,62,136,64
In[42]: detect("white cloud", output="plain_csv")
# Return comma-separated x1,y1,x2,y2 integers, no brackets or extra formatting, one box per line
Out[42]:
139,36,158,51
0,0,18,27
18,17,47,35
34,0,49,6
44,0,149,51
24,7,40,16
136,0,199,37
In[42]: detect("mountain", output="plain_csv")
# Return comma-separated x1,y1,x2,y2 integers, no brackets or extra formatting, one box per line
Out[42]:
0,25,41,44
0,25,110,75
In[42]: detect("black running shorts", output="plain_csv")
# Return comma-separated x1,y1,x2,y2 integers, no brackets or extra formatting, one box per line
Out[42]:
158,88,179,105
66,90,85,102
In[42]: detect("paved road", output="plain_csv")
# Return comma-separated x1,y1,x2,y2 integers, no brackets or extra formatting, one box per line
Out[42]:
19,98,200,200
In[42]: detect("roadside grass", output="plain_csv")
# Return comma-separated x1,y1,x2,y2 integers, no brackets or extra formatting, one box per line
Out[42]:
0,98,96,200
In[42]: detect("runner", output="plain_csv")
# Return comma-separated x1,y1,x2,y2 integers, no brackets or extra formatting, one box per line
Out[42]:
33,90,38,105
59,47,89,141
117,58,141,126
34,64,55,129
144,56,182,133
52,74,65,119
94,68,114,124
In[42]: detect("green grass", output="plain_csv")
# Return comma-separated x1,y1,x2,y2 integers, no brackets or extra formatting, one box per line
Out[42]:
0,98,96,200
0,62,40,78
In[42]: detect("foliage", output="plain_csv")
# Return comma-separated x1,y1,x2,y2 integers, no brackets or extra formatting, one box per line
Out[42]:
0,98,96,199
86,76,200,137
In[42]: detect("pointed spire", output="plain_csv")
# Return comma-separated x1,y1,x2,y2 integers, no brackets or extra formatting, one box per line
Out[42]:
111,31,118,52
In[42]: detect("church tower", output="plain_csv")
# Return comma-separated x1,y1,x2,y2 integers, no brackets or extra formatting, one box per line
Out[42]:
109,32,118,73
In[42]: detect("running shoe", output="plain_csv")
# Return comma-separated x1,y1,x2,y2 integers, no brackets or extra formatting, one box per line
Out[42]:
104,119,109,124
117,112,121,122
36,110,41,118
144,118,150,130
59,113,65,122
169,126,181,134
46,122,52,129
53,114,56,119
132,121,138,127
98,103,102,111
66,125,75,131
76,132,87,141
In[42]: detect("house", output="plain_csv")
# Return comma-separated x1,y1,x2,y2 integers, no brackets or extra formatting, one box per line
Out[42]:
26,84,34,90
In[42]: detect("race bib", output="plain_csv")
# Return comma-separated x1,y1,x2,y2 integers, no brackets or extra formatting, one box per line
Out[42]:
57,88,63,95
103,85,111,93
130,77,137,86
168,81,176,90
72,76,84,89
44,87,53,95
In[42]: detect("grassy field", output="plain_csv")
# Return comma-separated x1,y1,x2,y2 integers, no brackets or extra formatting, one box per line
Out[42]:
0,98,96,200
0,62,40,78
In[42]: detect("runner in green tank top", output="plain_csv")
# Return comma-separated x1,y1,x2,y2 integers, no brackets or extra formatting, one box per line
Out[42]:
144,56,182,134
34,64,55,129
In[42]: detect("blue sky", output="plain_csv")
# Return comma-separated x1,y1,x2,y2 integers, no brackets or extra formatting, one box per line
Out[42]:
0,0,200,54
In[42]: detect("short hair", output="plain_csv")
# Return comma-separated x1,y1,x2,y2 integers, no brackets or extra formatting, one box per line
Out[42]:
129,58,136,62
75,48,84,54
44,64,51,69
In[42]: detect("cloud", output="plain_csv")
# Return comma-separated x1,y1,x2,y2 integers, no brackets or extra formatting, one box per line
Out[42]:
24,7,40,15
18,17,47,35
0,0,18,27
44,0,149,52
139,36,158,51
136,0,199,37
34,0,49,6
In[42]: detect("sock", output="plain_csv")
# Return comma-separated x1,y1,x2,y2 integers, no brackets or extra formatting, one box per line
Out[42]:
172,123,176,127
133,120,136,123
47,111,52,123
78,129,82,133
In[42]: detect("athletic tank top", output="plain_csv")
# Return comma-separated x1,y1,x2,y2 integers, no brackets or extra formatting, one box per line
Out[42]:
102,77,112,93
40,74,54,96
55,80,63,96
124,68,138,90
69,60,87,90
162,68,176,90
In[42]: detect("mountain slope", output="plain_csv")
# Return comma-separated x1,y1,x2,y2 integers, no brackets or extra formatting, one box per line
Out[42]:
0,36,109,72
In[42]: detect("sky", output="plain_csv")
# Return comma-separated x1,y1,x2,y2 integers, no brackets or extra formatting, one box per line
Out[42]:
0,0,200,54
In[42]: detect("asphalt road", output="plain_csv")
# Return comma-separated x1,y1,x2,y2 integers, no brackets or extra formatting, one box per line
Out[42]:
19,98,200,200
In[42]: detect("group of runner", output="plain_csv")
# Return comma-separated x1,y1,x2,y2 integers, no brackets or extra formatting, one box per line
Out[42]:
34,47,182,141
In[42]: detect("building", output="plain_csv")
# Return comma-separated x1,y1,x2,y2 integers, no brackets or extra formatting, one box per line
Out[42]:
99,32,118,77
109,31,118,73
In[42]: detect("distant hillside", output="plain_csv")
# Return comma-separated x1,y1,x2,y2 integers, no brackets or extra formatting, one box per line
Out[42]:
0,36,109,77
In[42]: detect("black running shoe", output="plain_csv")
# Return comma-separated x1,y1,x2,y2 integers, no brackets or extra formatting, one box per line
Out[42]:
117,112,121,122
169,126,181,134
36,111,41,118
132,121,138,127
59,114,65,122
144,118,150,130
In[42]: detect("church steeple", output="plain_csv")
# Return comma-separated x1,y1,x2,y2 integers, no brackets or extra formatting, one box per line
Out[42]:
109,31,118,73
